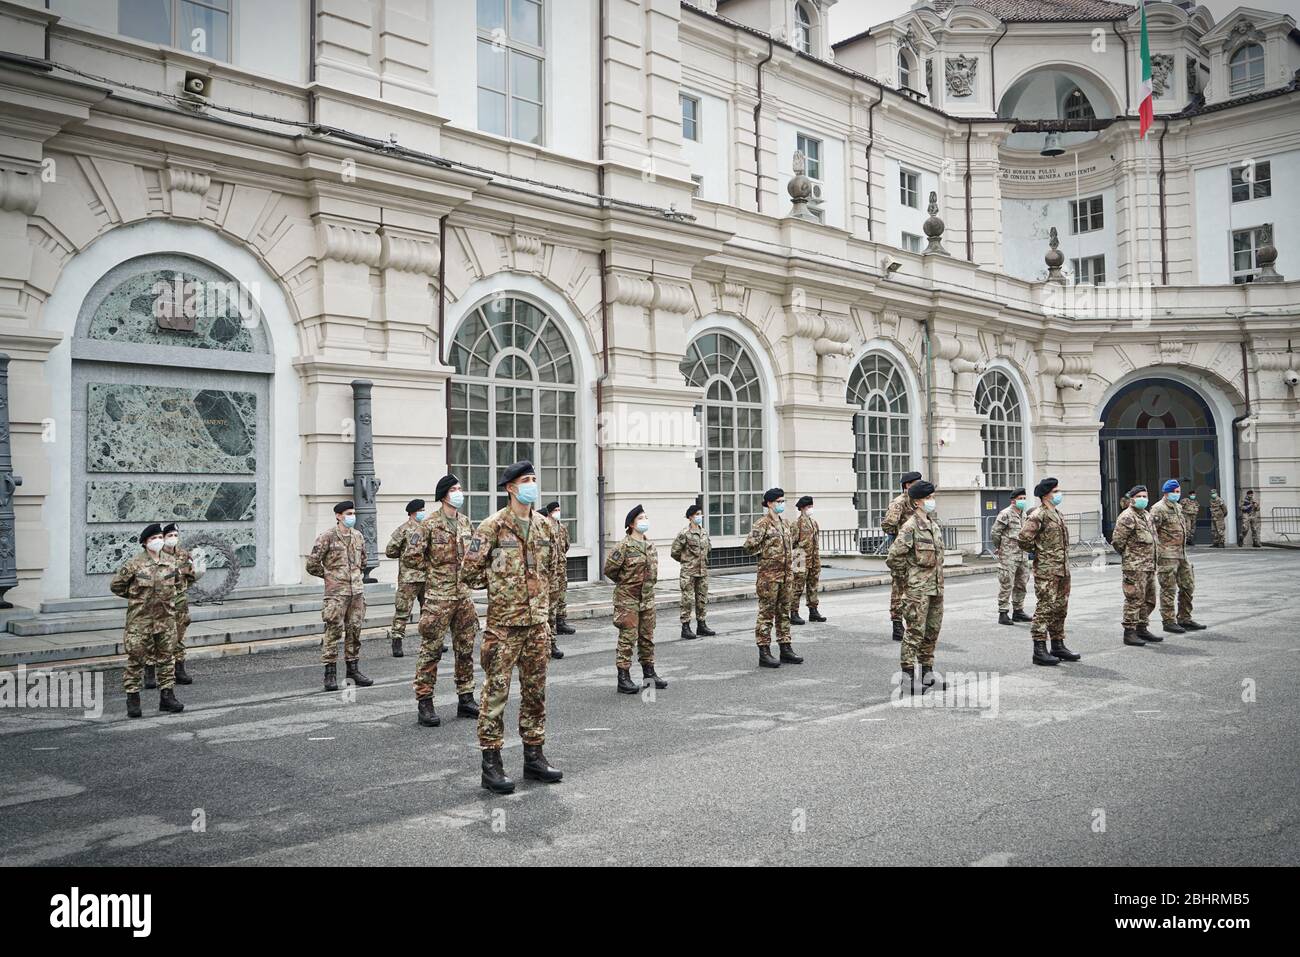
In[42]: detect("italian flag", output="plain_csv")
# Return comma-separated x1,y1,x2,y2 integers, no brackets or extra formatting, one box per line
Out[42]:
1138,1,1154,138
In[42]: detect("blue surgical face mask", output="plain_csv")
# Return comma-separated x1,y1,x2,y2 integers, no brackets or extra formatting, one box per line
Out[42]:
773,502,785,514
922,499,937,513
343,514,357,528
1050,492,1064,506
1167,492,1181,503
1133,497,1149,510
415,511,427,522
1013,498,1028,510
448,490,465,509
635,520,650,534
515,482,539,505
692,514,703,525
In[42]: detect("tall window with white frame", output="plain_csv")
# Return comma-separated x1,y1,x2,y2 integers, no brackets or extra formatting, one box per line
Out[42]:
680,333,765,537
796,133,822,181
847,354,911,529
681,93,700,142
793,3,814,55
899,168,920,209
477,0,545,145
119,0,231,60
448,297,578,541
975,370,1025,490
1231,226,1267,284
1228,43,1264,96
898,50,912,90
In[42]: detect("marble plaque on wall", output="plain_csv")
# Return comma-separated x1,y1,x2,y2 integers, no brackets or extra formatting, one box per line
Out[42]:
87,528,257,575
86,481,256,523
87,383,257,474
86,268,258,352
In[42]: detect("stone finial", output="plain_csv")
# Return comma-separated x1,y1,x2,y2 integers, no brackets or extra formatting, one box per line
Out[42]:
922,191,950,257
1253,223,1284,283
1045,227,1066,284
787,150,817,221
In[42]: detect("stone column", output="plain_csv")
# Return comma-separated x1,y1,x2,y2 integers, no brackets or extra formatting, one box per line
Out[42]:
344,379,381,582
0,354,22,608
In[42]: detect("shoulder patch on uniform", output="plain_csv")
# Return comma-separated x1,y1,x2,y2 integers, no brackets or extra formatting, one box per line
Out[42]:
468,537,482,554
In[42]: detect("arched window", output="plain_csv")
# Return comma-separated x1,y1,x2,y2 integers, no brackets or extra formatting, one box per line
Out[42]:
1229,43,1264,95
681,332,765,536
975,370,1024,490
793,3,813,54
898,50,913,90
848,354,911,528
1063,86,1094,120
448,297,578,541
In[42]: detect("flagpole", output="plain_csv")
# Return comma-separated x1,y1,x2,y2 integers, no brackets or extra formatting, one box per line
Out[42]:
1143,133,1153,284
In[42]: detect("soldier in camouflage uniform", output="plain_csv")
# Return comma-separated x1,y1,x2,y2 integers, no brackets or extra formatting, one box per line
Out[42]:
1110,484,1160,647
384,498,429,658
881,470,923,642
989,487,1032,626
157,522,196,686
743,487,803,668
1017,477,1081,666
670,503,714,639
110,523,183,717
1180,483,1200,547
886,480,948,695
1151,479,1206,633
460,461,563,794
788,495,826,624
411,475,480,728
604,504,667,694
1209,490,1228,547
306,500,373,692
1240,489,1262,547
545,501,576,638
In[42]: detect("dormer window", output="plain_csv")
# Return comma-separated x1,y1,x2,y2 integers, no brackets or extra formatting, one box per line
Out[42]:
794,3,813,55
1229,44,1264,96
1063,87,1095,120
898,50,913,90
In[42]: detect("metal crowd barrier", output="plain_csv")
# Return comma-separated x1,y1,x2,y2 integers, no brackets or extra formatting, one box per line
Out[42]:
1271,506,1300,542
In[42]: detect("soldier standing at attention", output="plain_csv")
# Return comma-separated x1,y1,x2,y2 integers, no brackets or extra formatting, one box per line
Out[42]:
1110,485,1161,647
1181,483,1200,546
460,461,562,795
671,503,714,639
384,498,428,658
788,495,826,625
1240,489,1262,547
744,488,803,669
110,523,183,717
886,480,946,695
604,505,667,695
1017,478,1081,666
412,475,480,728
306,501,373,692
881,470,923,642
989,488,1032,626
1151,479,1206,634
1209,490,1228,547
541,502,567,659
544,502,576,638
157,522,196,686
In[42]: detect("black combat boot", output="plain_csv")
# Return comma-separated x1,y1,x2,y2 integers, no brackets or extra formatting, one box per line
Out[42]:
550,642,564,660
1178,619,1207,631
143,665,158,690
417,696,440,727
789,609,806,625
345,660,374,687
481,749,515,794
1050,638,1081,662
457,692,479,718
323,663,338,692
808,607,827,622
158,688,184,713
174,659,193,685
1012,609,1033,623
681,621,697,640
758,646,781,668
779,642,804,664
999,611,1013,626
617,668,640,694
1162,620,1186,634
1123,627,1146,646
898,664,916,696
1135,623,1161,642
557,619,576,635
1032,641,1060,666
695,620,716,637
891,618,904,641
642,662,668,689
391,637,404,658
921,664,948,693
126,692,142,719
522,744,563,783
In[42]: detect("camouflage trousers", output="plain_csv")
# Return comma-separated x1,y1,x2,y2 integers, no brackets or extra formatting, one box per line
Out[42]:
414,594,479,699
1157,559,1194,622
554,577,568,623
1241,514,1261,547
148,598,190,666
1121,569,1157,627
789,557,821,613
124,625,175,693
321,593,366,663
754,574,792,646
900,592,943,667
996,553,1029,612
679,571,708,623
1211,519,1225,547
615,603,656,669
477,623,549,750
387,580,427,640
889,571,905,621
1029,572,1070,641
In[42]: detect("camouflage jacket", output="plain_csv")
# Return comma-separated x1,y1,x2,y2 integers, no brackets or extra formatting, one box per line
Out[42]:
886,510,944,597
413,509,476,600
743,512,793,580
1110,506,1156,572
989,504,1026,557
461,506,559,628
110,550,180,632
384,518,428,584
880,492,910,536
793,513,819,564
1149,498,1187,563
1181,497,1199,535
1209,498,1228,522
306,525,366,597
670,523,710,576
1239,496,1258,516
1017,505,1070,577
604,535,658,610
164,546,197,603
546,515,568,608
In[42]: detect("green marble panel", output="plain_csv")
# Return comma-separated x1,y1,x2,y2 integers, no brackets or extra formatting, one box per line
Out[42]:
86,269,258,352
86,481,256,523
87,383,257,474
87,529,256,575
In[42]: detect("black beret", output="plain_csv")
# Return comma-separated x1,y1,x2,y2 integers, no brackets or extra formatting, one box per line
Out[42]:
901,471,922,487
139,522,164,544
435,474,460,502
763,487,785,504
1127,485,1147,498
544,501,560,514
162,523,179,534
1033,478,1059,499
796,495,813,509
405,499,425,514
497,460,535,489
908,480,935,500
686,503,702,519
334,500,354,514
625,504,645,529
1009,488,1025,499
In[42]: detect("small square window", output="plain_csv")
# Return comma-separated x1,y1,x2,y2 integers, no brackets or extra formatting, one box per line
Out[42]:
1231,227,1266,284
1070,254,1106,285
901,232,922,253
1070,195,1104,234
1230,160,1271,203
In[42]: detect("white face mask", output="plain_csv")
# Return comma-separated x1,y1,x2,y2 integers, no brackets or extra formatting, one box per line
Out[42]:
164,535,179,548
146,539,164,554
922,499,937,513
448,490,465,509
551,511,561,521
805,508,814,517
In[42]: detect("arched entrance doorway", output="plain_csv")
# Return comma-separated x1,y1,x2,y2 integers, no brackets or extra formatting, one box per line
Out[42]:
1099,378,1219,542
